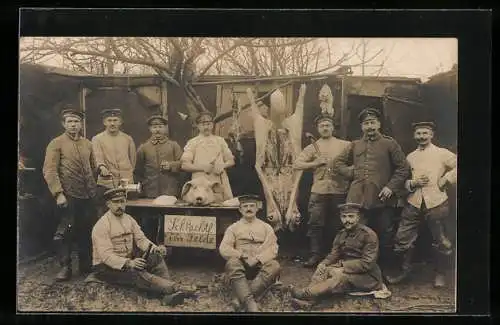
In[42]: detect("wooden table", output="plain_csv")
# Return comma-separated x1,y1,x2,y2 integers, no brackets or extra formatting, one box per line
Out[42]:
125,199,240,250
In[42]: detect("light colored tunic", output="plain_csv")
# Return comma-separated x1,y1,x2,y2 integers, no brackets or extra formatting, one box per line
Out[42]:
42,133,97,199
181,134,234,200
405,143,457,209
219,218,278,264
91,211,153,270
295,137,351,194
92,131,136,189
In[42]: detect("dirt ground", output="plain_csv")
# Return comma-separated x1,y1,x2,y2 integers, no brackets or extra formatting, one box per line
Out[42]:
17,248,456,313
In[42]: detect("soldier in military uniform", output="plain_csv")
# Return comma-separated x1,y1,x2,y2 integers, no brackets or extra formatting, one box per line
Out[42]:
333,108,410,270
386,122,457,287
134,115,184,241
219,195,281,312
288,203,386,310
294,114,351,268
92,108,136,218
90,188,197,306
43,106,98,281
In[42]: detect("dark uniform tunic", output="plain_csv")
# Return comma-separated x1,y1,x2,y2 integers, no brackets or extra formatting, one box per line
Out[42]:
334,132,410,267
134,136,183,198
134,136,184,241
316,224,383,291
334,133,409,209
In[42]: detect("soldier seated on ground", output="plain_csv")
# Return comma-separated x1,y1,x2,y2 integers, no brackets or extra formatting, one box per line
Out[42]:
89,187,197,306
289,203,390,310
219,195,282,312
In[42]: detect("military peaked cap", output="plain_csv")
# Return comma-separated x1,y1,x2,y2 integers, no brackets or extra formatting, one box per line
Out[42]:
358,107,381,122
103,188,127,201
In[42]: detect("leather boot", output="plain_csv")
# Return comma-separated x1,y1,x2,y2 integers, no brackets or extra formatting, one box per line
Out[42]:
434,273,446,288
250,274,281,301
173,284,199,298
162,292,186,306
386,249,413,284
55,241,72,282
433,248,449,288
289,281,333,310
231,277,260,312
230,294,243,312
55,265,72,282
290,297,314,310
156,279,197,306
232,278,281,311
290,280,332,301
304,235,323,268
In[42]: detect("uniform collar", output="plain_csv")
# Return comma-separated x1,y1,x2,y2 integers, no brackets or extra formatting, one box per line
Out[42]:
106,210,126,219
362,132,382,142
150,135,168,145
64,132,81,142
105,130,122,137
240,217,258,224
344,223,360,234
416,142,435,151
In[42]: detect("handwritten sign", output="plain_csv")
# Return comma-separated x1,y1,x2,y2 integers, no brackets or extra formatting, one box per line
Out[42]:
164,215,217,249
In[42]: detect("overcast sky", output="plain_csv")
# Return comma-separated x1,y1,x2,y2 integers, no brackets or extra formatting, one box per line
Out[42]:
21,37,457,81
329,38,457,80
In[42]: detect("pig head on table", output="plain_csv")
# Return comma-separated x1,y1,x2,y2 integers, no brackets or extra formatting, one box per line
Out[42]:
180,176,224,206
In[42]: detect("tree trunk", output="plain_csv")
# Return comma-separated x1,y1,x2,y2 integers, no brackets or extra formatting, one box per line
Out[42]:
105,38,114,74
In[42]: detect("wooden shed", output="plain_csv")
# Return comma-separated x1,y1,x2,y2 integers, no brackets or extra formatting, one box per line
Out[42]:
18,63,455,259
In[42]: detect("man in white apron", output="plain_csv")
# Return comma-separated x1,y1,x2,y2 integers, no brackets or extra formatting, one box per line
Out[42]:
181,111,235,201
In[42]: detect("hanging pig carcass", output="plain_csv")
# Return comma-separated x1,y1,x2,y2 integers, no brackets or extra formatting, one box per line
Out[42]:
245,84,306,232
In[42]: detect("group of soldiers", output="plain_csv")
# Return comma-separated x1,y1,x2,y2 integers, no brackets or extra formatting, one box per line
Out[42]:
41,90,456,311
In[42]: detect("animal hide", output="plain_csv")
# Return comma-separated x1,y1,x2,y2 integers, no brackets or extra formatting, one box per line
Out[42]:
318,84,334,116
246,85,306,232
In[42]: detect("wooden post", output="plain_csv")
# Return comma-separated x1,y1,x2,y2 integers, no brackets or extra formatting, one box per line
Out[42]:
160,81,168,119
339,77,348,139
160,81,169,138
79,86,87,138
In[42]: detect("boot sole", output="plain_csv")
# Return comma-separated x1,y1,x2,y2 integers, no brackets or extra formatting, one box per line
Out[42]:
162,292,185,306
290,298,313,310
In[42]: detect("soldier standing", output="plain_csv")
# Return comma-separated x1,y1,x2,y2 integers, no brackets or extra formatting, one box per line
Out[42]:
334,108,410,271
294,114,351,267
181,112,235,202
91,188,197,306
43,106,97,281
219,195,281,312
134,115,183,240
92,108,136,217
289,203,388,310
386,122,457,287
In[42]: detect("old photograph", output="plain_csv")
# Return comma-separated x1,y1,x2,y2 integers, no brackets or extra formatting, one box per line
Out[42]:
18,36,457,313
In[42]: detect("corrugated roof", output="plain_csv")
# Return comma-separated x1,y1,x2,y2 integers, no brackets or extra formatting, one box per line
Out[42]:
22,63,422,86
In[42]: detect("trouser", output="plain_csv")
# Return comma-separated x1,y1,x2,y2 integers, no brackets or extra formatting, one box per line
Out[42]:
225,258,281,289
393,200,452,273
54,196,97,273
308,265,351,295
361,207,396,270
310,264,382,293
93,251,176,295
307,193,347,256
140,212,163,244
